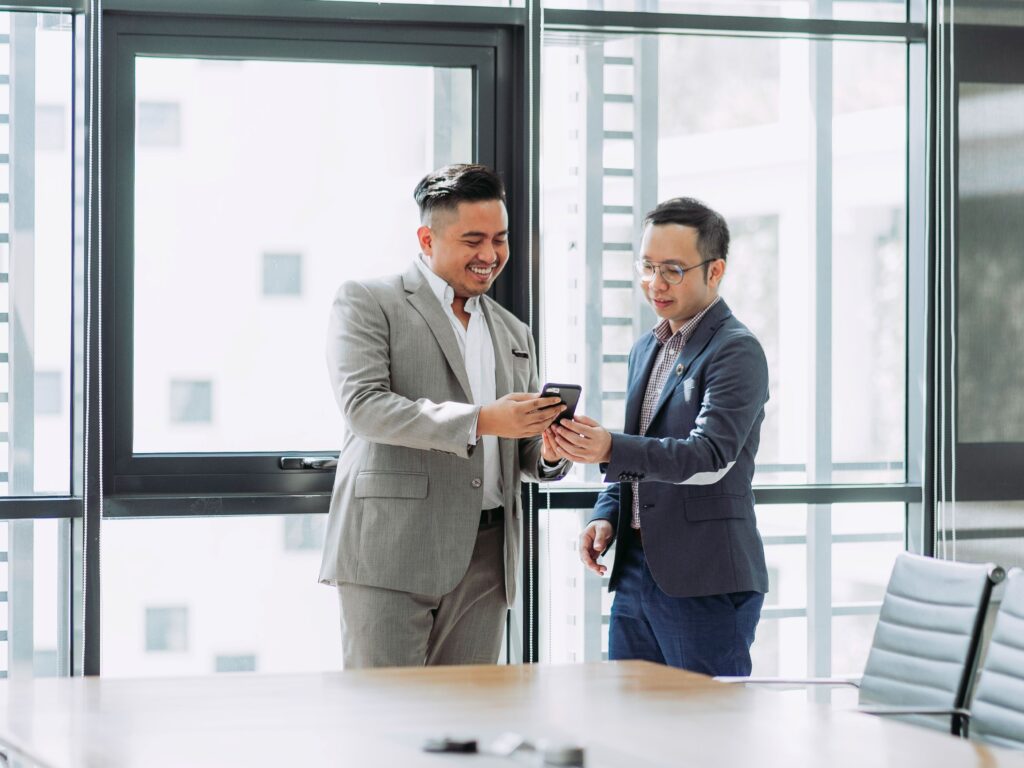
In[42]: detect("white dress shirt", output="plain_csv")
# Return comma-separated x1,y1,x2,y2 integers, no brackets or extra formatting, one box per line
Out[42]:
416,256,504,509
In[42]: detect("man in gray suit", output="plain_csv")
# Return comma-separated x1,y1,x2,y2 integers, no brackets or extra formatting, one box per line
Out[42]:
319,164,570,669
549,197,769,676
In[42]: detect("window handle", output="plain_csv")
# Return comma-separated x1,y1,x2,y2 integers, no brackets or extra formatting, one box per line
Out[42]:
279,456,338,471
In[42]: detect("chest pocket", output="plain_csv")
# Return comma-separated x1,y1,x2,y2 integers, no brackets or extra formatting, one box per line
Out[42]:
512,355,532,389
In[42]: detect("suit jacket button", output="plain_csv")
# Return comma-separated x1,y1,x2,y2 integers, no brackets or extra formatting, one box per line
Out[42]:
471,478,482,488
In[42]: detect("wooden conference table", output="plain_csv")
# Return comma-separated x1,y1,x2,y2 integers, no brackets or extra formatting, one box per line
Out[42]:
0,661,1021,768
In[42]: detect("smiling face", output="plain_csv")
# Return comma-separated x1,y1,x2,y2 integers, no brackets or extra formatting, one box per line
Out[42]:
417,199,509,298
640,222,725,332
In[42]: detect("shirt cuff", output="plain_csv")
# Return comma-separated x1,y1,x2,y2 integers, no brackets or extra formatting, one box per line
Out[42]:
468,410,480,447
538,457,568,478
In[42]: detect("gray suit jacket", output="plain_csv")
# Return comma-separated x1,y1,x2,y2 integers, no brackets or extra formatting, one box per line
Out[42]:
589,299,770,598
319,263,567,605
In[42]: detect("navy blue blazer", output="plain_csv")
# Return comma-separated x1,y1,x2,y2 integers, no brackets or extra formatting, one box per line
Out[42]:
589,298,770,599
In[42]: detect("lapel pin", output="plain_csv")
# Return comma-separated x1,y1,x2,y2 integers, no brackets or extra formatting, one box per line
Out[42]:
676,363,685,377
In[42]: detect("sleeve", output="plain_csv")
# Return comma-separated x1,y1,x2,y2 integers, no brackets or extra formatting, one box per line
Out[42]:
603,333,769,484
326,281,479,457
588,482,620,534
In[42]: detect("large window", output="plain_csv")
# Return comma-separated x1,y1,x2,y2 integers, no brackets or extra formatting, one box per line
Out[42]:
130,55,473,456
538,14,920,677
105,16,510,504
104,516,339,676
0,9,79,680
98,12,515,674
11,0,929,676
542,33,907,487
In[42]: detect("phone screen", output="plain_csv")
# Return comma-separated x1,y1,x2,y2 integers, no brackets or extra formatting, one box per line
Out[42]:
541,383,582,423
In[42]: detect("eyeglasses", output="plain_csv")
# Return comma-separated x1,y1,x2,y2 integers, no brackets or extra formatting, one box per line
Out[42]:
634,259,714,285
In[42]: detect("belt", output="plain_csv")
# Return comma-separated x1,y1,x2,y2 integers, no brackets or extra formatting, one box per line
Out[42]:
480,506,504,527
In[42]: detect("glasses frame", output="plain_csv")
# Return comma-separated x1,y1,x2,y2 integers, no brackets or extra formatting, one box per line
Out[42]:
635,258,715,285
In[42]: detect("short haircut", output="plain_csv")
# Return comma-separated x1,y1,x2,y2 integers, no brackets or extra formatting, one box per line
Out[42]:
413,164,506,225
643,197,730,274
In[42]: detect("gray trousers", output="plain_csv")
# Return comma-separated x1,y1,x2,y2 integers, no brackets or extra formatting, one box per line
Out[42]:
337,521,507,668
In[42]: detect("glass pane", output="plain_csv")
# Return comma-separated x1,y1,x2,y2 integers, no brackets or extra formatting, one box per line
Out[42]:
541,34,907,487
539,502,902,678
543,0,909,22
102,515,339,676
832,540,902,604
751,616,807,676
132,57,473,453
957,83,1024,443
0,518,72,678
832,613,877,676
1,13,74,495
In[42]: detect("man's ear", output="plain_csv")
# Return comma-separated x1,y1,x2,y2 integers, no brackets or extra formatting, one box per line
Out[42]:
417,225,433,256
710,258,726,286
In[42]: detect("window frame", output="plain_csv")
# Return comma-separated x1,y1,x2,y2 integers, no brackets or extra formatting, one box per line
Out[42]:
524,7,928,668
101,11,520,509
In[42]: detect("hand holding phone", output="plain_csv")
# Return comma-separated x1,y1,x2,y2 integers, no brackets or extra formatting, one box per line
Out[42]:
539,383,582,424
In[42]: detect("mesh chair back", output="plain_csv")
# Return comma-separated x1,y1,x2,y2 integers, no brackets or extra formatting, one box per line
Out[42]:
858,552,1002,732
971,569,1024,749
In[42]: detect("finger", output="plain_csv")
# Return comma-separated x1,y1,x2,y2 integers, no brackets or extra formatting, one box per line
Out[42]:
558,443,590,463
579,539,598,569
555,432,592,459
526,410,558,430
554,425,588,449
525,396,565,412
542,407,566,428
563,419,600,439
551,432,580,455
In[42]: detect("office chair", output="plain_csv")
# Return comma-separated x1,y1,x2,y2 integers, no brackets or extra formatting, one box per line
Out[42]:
862,567,1024,748
718,552,1005,735
969,567,1024,748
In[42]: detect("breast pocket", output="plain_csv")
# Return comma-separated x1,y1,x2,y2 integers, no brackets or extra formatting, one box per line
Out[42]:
512,356,532,389
354,471,429,499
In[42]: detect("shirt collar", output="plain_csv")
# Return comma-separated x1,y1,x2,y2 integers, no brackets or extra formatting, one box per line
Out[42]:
653,295,721,345
415,255,481,313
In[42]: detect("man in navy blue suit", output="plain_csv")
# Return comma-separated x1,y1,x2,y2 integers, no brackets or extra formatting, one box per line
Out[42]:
549,197,769,676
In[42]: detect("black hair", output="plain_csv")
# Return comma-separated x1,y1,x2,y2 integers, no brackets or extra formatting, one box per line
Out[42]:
413,164,506,223
643,197,730,277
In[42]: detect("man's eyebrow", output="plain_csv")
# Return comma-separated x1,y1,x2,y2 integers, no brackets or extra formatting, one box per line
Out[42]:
460,230,509,238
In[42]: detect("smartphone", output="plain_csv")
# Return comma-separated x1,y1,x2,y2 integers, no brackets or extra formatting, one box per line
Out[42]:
540,383,582,423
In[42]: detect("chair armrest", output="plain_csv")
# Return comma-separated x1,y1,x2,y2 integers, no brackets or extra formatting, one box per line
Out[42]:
714,676,861,688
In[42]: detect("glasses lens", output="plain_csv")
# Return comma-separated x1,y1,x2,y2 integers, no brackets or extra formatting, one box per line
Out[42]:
635,261,655,281
662,265,685,285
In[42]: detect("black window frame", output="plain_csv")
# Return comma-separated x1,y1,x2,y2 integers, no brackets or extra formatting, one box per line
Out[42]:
101,10,522,515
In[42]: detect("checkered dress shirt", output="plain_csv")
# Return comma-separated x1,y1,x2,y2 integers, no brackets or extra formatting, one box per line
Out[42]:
631,296,721,529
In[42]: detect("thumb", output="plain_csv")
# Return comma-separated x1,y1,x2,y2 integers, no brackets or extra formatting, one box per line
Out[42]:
593,525,609,551
504,392,533,402
574,414,600,427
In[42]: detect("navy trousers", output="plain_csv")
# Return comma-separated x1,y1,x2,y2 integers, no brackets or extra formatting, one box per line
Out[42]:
608,542,764,676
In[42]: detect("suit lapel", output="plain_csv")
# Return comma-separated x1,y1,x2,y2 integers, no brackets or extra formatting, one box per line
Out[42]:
646,299,733,430
625,333,660,434
403,265,473,402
